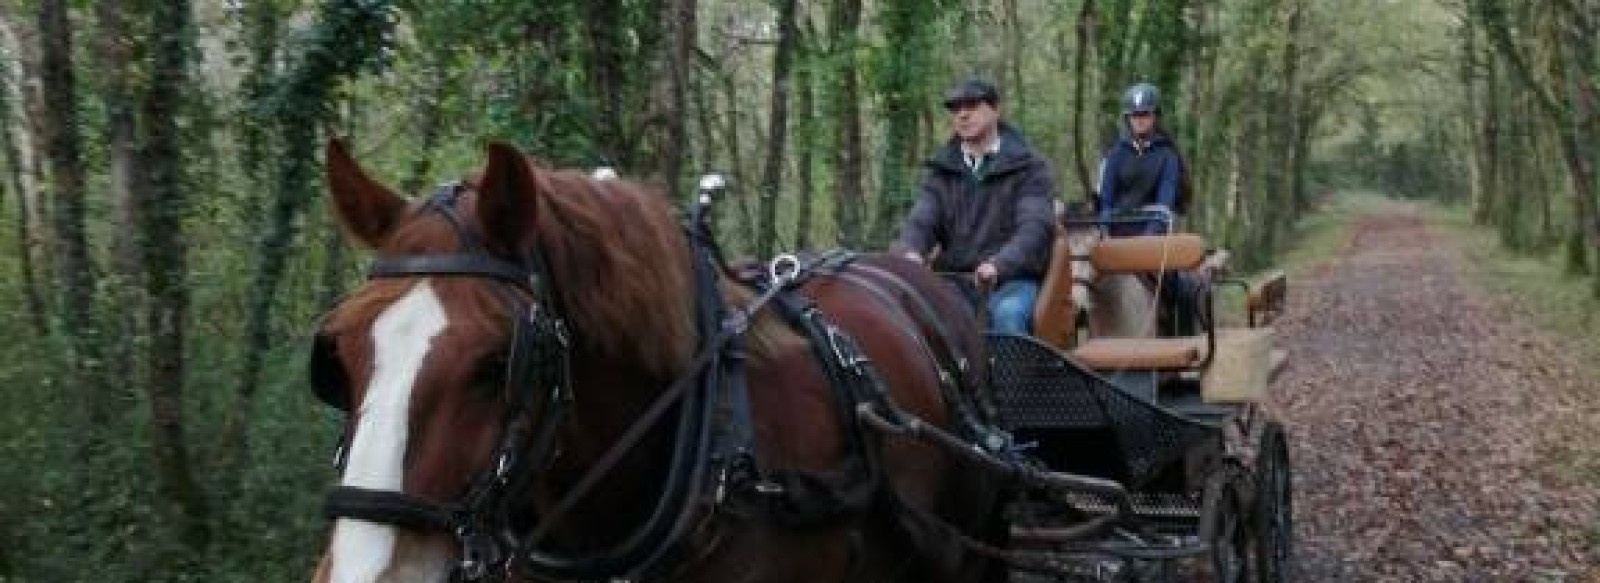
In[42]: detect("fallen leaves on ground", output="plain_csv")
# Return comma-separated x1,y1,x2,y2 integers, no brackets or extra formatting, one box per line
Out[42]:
1273,210,1600,581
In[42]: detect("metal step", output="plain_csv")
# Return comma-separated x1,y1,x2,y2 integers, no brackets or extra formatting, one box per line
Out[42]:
1016,490,1201,521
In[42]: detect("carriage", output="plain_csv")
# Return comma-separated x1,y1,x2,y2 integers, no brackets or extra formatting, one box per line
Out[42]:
976,211,1294,582
835,202,1294,582
307,144,1293,583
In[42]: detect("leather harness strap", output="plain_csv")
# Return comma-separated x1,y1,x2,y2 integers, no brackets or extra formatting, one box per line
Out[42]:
313,178,996,581
840,263,990,421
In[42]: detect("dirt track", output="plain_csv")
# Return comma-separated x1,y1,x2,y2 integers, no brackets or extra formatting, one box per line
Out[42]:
1274,206,1600,581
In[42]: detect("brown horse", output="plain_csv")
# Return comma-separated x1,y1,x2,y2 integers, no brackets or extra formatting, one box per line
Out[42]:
309,140,1007,583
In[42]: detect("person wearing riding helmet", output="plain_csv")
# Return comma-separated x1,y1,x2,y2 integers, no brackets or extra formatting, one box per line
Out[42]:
895,78,1057,335
1097,82,1186,237
1097,82,1201,334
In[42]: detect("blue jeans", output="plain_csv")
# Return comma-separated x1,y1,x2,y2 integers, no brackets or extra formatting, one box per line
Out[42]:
945,277,1040,334
985,279,1040,334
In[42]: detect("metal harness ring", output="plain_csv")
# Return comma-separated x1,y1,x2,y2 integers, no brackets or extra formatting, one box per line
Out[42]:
768,253,801,286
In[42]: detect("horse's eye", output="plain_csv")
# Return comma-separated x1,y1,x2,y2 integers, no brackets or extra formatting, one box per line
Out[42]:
472,352,509,392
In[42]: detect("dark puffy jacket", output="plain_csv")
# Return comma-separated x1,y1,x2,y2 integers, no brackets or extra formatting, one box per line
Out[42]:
1096,129,1183,235
895,124,1056,281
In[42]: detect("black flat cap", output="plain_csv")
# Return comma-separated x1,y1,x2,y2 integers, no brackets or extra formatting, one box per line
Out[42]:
942,79,1000,108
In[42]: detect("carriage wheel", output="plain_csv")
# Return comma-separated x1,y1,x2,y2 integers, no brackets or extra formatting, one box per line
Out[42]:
1200,468,1252,583
1253,422,1294,582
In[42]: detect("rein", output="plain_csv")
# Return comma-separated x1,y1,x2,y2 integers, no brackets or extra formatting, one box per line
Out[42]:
521,255,801,549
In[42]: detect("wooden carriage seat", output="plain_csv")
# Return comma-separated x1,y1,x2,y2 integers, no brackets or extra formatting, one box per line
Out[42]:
1070,233,1213,372
1071,337,1208,370
1032,232,1077,349
1089,234,1208,275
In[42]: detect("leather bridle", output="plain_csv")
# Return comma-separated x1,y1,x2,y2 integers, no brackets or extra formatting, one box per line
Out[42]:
314,183,574,581
309,182,771,582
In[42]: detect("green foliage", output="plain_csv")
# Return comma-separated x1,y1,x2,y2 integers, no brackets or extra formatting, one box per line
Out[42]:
3,0,1536,578
1435,200,1600,361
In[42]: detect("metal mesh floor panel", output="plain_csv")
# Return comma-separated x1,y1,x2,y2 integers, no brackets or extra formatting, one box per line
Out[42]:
987,333,1220,485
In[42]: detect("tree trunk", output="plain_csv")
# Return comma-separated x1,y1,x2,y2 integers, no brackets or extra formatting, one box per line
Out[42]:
1071,0,1098,200
1276,0,1304,223
586,0,627,167
236,0,280,222
646,0,695,201
870,0,936,245
718,66,757,253
827,0,865,248
794,33,816,250
0,10,53,263
1004,0,1025,120
401,65,449,194
96,0,142,277
0,61,46,335
1476,0,1600,253
139,0,210,549
1483,50,1505,230
227,0,395,476
757,0,799,258
318,218,350,311
1553,0,1600,284
95,0,147,388
1461,20,1491,223
38,0,108,427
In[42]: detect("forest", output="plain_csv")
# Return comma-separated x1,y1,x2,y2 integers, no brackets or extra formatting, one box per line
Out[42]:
0,0,1596,581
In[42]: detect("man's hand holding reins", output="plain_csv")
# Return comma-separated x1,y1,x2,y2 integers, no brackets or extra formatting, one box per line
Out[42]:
975,261,998,287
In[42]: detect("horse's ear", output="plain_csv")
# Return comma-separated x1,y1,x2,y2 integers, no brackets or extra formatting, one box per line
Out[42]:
325,138,407,249
475,142,538,255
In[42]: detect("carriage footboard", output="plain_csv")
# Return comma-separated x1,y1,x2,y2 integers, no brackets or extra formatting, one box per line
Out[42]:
856,403,1224,581
986,333,1219,485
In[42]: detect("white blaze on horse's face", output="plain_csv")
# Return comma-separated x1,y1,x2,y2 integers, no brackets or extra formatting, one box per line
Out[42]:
328,281,452,583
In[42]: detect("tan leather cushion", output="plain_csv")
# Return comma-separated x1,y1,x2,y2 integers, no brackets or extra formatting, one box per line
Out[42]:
1033,235,1078,349
1071,337,1207,370
1090,234,1208,274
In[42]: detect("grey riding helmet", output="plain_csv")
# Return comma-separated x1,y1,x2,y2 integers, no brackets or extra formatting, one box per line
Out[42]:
1121,83,1160,116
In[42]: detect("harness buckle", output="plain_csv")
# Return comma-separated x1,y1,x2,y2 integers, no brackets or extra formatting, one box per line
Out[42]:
768,253,801,287
453,521,506,583
553,319,570,349
456,527,489,581
826,326,868,372
713,464,731,505
494,452,513,482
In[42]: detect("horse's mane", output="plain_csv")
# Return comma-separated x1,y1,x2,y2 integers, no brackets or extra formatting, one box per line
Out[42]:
513,166,699,374
494,161,797,375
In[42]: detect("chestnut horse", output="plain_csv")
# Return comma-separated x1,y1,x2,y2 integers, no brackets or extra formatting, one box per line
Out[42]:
308,140,1007,583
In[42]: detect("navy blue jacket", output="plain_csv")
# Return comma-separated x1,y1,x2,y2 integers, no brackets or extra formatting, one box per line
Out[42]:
1097,130,1181,235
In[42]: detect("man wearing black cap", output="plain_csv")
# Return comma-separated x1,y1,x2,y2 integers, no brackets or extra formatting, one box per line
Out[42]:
894,79,1057,334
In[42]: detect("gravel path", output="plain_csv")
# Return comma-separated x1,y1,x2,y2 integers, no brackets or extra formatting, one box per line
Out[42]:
1274,207,1600,581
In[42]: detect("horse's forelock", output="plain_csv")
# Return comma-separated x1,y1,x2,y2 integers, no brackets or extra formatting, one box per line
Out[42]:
522,166,698,374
